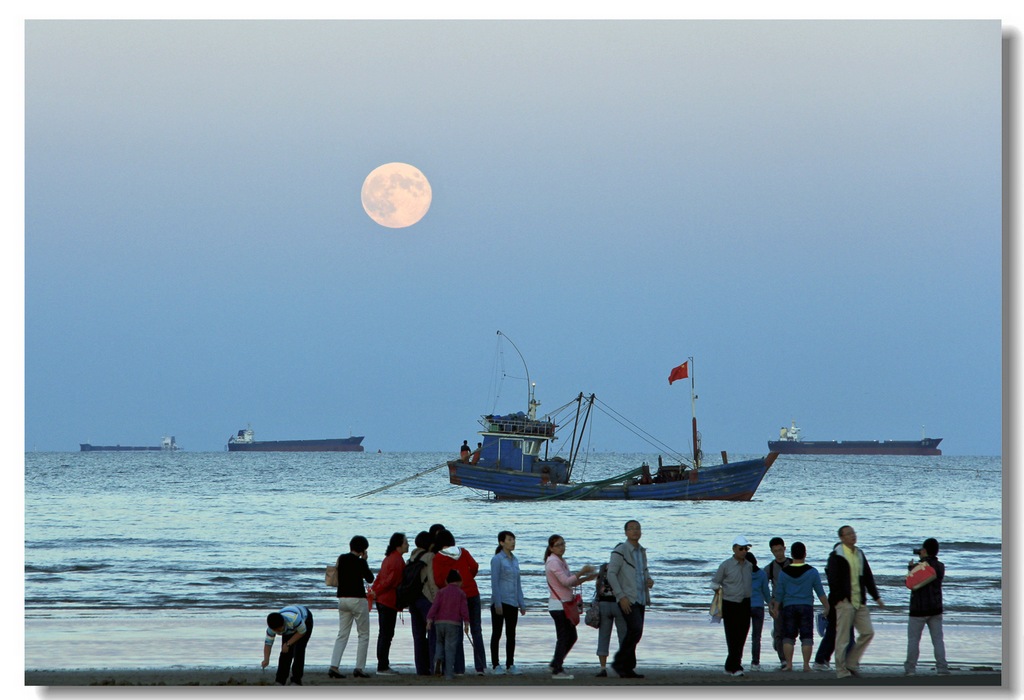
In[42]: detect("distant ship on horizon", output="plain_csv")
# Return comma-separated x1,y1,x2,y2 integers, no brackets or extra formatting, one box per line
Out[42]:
226,426,364,452
768,421,942,456
81,436,180,452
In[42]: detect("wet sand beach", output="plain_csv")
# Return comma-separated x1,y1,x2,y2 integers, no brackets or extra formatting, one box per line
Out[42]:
23,665,1002,686
25,611,1001,687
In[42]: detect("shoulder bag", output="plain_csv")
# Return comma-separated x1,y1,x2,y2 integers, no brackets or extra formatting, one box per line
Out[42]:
709,588,723,623
548,580,583,626
905,562,937,590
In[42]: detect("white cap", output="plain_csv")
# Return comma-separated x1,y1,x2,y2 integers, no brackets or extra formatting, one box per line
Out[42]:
732,535,751,547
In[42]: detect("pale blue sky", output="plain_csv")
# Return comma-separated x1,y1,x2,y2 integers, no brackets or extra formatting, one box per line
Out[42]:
24,20,1002,454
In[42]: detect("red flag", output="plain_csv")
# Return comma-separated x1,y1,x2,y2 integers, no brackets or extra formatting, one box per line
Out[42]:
668,361,689,385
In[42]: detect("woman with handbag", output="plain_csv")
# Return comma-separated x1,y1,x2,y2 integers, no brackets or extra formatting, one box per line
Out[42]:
544,534,597,680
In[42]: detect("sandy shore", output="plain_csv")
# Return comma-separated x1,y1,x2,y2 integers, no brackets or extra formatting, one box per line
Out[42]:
24,609,1002,688
25,665,1001,686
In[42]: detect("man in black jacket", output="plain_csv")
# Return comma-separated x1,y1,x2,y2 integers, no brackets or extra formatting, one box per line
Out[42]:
904,538,950,676
825,525,885,679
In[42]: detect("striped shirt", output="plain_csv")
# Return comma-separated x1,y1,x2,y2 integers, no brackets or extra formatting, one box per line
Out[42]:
264,605,309,646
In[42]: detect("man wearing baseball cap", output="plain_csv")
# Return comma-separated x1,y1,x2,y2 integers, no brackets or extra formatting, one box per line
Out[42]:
711,535,754,676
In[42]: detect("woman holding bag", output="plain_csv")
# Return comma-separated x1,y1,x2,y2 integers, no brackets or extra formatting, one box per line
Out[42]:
544,534,597,680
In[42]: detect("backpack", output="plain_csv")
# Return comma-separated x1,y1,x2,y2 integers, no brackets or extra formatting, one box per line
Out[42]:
395,552,428,609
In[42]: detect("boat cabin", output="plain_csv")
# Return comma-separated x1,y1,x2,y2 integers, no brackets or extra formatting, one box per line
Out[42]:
473,412,569,483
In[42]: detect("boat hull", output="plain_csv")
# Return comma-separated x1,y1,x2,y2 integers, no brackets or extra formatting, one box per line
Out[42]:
447,454,777,501
80,444,167,452
228,437,365,452
767,439,942,456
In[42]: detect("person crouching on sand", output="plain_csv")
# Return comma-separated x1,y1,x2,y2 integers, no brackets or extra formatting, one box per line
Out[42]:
262,605,313,685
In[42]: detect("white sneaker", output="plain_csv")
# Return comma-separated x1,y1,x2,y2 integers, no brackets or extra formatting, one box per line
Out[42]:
750,664,761,671
508,665,523,675
492,666,506,675
812,662,830,672
724,670,744,677
552,670,574,680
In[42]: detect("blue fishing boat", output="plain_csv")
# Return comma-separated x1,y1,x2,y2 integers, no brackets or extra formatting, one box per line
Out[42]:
446,335,778,501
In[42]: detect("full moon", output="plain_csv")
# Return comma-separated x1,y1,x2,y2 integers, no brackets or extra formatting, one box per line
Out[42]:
360,162,432,228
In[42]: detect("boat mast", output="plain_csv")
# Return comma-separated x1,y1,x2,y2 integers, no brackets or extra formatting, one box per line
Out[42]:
565,393,595,482
497,330,539,418
689,356,701,469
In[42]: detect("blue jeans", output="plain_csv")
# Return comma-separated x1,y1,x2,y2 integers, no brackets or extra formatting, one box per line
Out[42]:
905,614,948,674
434,622,461,680
749,606,765,665
783,604,814,646
452,594,485,673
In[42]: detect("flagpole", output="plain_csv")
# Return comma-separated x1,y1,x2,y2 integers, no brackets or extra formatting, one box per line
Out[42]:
689,356,700,469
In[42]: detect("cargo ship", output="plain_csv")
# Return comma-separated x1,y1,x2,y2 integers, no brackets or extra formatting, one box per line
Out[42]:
227,427,364,452
80,436,179,452
768,421,942,456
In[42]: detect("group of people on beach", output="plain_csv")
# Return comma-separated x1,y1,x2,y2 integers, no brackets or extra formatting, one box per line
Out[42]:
711,525,948,679
260,521,948,685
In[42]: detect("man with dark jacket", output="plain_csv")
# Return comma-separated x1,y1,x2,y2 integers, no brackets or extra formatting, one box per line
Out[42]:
825,525,885,679
904,538,949,676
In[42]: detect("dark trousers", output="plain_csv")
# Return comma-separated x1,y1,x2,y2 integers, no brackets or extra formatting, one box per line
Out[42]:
453,594,485,673
548,609,578,672
722,598,751,673
612,604,645,673
814,604,855,664
375,604,398,671
490,603,520,669
276,611,313,685
772,610,786,662
750,606,765,665
410,596,432,675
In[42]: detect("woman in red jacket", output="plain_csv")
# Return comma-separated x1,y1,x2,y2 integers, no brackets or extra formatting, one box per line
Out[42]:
431,529,485,675
370,532,408,675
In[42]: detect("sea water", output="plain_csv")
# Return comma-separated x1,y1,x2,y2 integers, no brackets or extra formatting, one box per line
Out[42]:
24,450,1002,669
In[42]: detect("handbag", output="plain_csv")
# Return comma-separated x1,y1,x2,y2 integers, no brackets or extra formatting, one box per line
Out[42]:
905,562,937,590
709,588,723,623
584,595,602,628
549,580,583,626
565,592,583,626
325,564,338,588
